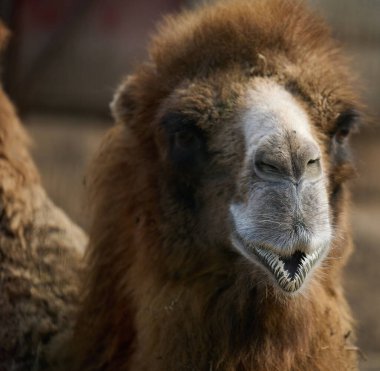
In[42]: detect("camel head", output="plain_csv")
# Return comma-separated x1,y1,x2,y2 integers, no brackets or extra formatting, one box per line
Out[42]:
109,0,360,296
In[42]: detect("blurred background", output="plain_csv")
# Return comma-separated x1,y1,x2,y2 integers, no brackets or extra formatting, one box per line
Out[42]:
0,0,379,369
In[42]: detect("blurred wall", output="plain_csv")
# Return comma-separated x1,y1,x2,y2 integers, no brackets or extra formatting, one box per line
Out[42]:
2,0,184,113
310,0,380,124
2,0,380,122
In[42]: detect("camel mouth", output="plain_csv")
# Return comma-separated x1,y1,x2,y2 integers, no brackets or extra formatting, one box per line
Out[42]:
252,245,325,292
231,234,326,293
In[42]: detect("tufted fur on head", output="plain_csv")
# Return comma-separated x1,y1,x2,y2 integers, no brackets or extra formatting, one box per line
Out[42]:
72,1,361,370
0,21,87,371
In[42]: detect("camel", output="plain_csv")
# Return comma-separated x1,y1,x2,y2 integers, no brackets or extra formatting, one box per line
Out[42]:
0,22,87,370
72,1,361,370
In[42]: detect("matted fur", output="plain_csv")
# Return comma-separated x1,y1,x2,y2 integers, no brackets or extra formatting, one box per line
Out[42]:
72,1,360,370
0,22,87,370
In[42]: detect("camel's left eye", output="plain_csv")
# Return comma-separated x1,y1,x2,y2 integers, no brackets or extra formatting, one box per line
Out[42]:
333,109,360,144
335,127,351,144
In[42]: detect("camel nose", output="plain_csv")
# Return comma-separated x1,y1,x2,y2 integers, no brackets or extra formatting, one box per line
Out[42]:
253,133,322,183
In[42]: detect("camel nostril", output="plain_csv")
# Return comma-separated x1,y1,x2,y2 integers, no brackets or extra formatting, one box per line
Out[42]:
307,158,320,166
254,140,322,182
305,157,322,180
255,160,280,175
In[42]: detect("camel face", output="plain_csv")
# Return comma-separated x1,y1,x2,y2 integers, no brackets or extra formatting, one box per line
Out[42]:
230,79,331,293
155,73,336,294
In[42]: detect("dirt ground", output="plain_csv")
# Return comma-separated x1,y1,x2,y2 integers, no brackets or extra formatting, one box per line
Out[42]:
25,113,380,370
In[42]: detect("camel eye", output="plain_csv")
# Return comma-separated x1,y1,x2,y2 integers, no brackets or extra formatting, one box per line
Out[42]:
161,112,207,171
174,130,201,151
170,128,206,170
335,127,351,144
333,109,360,144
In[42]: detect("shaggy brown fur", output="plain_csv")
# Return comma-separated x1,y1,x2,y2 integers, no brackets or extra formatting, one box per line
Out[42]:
72,1,360,370
0,22,87,371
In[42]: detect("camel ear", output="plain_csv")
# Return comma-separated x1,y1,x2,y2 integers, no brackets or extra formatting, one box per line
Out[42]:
0,21,10,53
110,75,139,123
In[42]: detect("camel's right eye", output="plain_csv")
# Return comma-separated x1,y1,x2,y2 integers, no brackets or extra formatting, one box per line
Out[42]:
161,113,207,171
161,114,208,207
174,130,201,151
169,127,206,170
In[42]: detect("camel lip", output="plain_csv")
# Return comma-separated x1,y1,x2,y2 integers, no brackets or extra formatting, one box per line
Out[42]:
231,232,327,293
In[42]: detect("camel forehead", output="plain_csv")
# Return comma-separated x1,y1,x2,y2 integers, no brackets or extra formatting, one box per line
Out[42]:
160,79,315,152
242,80,313,148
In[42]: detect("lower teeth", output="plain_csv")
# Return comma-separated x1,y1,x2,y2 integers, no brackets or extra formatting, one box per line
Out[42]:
253,246,322,292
